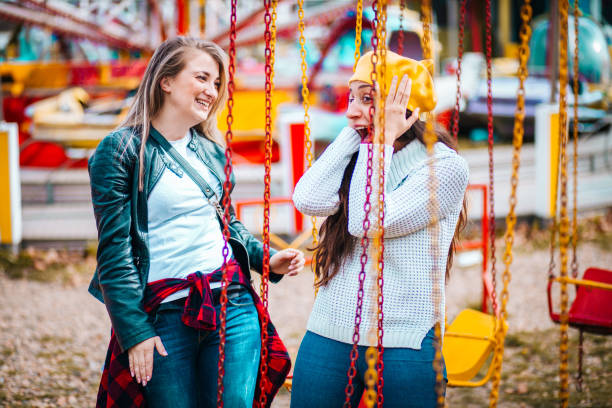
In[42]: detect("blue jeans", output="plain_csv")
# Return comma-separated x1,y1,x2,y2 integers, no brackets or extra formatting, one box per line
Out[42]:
144,286,261,408
290,329,447,408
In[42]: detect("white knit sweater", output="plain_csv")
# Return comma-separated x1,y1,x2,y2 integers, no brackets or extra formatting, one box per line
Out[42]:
292,127,469,349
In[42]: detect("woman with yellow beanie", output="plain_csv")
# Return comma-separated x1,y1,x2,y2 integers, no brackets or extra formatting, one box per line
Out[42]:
291,51,468,406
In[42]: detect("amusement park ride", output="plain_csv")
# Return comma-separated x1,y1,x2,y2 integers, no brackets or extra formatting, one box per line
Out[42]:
1,1,476,168
1,1,611,407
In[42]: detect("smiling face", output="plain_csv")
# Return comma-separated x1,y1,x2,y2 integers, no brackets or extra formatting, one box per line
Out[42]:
346,81,374,134
160,49,221,128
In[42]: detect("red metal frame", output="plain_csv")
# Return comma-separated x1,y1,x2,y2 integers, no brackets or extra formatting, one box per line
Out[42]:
458,184,493,314
289,123,305,231
176,0,189,35
234,121,306,233
235,197,299,233
235,184,493,314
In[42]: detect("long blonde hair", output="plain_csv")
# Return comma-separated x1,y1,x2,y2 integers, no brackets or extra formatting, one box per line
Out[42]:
120,36,229,190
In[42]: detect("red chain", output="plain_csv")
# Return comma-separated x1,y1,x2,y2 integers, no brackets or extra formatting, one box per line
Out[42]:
258,1,273,406
343,2,378,407
216,1,237,406
451,0,467,141
397,0,405,56
485,0,498,315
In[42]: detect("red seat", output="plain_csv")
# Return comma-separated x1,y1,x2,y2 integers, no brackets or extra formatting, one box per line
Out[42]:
548,268,612,334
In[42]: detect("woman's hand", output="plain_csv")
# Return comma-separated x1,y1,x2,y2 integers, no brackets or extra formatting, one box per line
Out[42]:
128,336,168,386
379,74,420,145
270,248,305,276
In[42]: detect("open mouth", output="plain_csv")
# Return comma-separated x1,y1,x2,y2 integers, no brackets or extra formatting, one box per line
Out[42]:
355,126,372,140
195,98,211,109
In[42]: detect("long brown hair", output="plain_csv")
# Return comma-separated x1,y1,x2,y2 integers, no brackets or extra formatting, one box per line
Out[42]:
120,37,229,190
313,116,468,287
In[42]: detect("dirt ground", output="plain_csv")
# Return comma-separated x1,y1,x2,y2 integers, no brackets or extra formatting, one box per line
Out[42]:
1,218,611,407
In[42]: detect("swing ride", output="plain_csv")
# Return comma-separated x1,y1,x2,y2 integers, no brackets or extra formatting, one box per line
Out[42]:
217,0,611,407
2,0,611,407
544,1,612,403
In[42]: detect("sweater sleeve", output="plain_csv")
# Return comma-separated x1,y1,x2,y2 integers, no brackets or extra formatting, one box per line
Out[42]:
292,127,361,217
348,144,469,239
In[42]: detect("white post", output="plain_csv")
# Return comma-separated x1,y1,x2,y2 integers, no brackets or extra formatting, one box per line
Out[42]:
0,122,22,247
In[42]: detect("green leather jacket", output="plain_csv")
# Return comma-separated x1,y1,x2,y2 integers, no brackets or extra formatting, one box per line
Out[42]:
88,126,280,352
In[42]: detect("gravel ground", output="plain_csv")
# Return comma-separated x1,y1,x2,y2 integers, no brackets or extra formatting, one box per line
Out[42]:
0,270,109,407
1,236,611,407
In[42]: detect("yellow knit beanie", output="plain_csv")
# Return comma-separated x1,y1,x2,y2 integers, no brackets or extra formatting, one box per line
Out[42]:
348,50,437,113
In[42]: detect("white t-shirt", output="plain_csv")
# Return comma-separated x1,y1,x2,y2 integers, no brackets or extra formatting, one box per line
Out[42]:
147,131,233,302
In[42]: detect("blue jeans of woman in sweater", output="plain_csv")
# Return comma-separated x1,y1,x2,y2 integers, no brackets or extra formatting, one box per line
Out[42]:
144,286,261,408
290,328,447,407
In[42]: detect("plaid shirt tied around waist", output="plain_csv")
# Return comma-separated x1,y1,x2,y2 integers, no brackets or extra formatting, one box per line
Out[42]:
96,259,291,407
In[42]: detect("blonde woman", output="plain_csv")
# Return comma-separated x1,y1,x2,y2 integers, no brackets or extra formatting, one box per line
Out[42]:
89,37,304,407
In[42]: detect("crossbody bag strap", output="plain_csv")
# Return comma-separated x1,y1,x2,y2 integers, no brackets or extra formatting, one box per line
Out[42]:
149,128,227,224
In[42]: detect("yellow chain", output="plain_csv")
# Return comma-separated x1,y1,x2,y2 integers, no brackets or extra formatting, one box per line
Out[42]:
558,0,571,406
260,0,277,299
270,0,278,88
488,1,532,406
353,0,363,71
297,0,319,295
571,0,579,279
376,0,387,355
363,347,378,407
571,0,583,392
420,1,444,406
364,2,387,406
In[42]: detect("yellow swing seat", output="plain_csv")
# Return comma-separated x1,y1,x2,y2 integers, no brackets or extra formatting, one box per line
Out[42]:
443,308,503,387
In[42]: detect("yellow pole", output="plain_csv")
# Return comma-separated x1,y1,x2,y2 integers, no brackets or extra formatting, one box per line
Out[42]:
549,112,560,217
199,0,206,37
0,122,21,246
499,0,511,56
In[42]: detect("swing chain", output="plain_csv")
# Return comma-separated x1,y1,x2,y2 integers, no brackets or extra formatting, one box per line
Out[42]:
570,0,579,280
548,217,558,280
297,0,319,290
376,4,387,403
420,1,444,406
343,145,374,408
485,0,498,315
353,0,363,72
258,1,277,406
420,0,432,60
558,0,571,405
572,0,583,392
343,1,378,405
576,328,584,392
216,0,237,405
397,0,405,56
451,0,467,141
489,1,532,406
270,0,277,87
363,2,388,406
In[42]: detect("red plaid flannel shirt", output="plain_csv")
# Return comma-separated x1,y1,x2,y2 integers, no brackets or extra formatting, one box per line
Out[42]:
96,259,291,407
